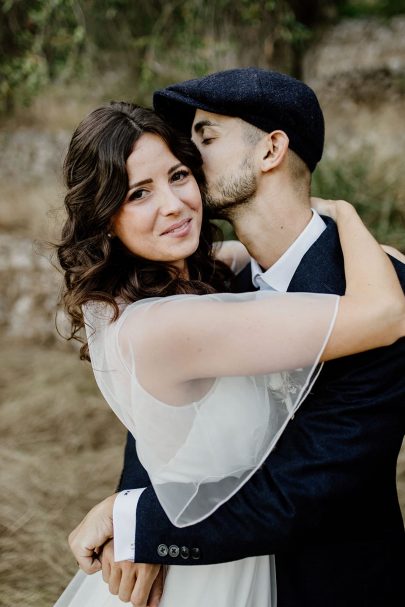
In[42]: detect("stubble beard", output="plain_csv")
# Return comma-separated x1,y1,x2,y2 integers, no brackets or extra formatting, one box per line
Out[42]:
203,156,258,221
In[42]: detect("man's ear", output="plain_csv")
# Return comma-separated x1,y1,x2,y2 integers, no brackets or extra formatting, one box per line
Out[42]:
260,131,289,172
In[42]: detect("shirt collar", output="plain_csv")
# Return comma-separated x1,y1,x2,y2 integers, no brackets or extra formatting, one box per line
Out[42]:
251,210,326,292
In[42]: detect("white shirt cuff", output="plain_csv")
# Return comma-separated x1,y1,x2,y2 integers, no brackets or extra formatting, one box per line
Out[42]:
113,488,146,562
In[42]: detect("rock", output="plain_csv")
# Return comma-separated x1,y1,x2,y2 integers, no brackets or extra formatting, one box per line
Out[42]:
0,130,70,185
0,232,68,342
303,17,405,169
304,16,405,82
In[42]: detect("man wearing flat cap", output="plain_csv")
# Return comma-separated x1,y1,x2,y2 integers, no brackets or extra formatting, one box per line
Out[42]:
81,69,405,606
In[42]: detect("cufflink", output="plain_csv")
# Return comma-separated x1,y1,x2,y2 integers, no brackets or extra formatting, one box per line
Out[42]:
157,544,168,557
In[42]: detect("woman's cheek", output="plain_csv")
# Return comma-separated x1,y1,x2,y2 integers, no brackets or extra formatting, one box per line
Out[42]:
191,187,203,212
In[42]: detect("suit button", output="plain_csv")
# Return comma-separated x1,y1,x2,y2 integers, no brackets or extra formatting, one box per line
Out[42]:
157,544,168,557
180,546,189,559
191,547,201,560
169,545,179,558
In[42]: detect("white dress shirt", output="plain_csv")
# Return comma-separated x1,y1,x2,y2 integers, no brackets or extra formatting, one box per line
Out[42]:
113,488,143,561
113,210,326,562
250,210,326,291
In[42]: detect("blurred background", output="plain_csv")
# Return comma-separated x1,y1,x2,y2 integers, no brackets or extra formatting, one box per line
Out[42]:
1,1,404,605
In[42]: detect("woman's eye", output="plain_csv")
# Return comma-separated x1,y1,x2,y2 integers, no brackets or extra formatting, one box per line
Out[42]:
128,189,147,202
171,169,190,182
201,138,213,145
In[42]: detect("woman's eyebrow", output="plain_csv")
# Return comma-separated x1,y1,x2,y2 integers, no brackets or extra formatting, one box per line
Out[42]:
128,163,184,191
128,178,152,190
168,162,183,174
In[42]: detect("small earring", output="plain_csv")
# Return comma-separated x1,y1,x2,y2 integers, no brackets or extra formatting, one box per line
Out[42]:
107,232,112,239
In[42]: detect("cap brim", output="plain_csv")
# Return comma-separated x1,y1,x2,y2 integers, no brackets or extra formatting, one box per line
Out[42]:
153,89,229,135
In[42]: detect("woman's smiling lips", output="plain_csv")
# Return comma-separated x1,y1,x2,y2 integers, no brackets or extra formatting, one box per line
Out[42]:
160,218,193,237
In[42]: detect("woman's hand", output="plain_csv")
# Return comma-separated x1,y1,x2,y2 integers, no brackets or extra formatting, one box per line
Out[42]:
310,197,355,222
214,240,250,274
68,494,117,574
312,198,405,264
382,245,405,264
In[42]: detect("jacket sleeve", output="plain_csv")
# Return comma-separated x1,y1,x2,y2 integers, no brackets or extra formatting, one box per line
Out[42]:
116,431,151,491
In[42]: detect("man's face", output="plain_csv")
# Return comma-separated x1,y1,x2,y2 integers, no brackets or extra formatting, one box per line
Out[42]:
191,109,259,216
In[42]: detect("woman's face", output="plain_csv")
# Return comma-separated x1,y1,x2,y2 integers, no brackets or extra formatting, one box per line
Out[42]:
111,133,203,273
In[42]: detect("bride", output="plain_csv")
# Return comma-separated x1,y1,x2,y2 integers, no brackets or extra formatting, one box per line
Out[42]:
55,102,405,606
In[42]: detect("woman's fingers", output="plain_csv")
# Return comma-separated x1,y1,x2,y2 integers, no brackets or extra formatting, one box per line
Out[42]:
68,525,102,574
310,196,337,220
68,496,116,574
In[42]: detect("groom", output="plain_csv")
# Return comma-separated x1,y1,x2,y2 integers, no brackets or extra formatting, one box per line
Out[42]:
72,69,405,606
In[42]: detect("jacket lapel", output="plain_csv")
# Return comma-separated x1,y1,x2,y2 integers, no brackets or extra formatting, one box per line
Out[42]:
287,217,346,295
234,216,346,296
233,262,257,293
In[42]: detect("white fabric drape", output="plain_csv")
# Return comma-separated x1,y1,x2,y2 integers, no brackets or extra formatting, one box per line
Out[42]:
84,291,338,527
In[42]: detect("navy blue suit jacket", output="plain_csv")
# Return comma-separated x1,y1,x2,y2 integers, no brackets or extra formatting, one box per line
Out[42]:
118,218,405,607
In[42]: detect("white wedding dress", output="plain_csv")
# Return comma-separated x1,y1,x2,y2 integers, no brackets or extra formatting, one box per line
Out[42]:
55,291,338,607
56,557,274,606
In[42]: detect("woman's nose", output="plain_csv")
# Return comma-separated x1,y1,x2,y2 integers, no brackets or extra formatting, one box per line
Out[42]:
159,187,184,215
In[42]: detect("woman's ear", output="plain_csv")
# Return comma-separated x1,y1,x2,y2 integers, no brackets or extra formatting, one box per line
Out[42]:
261,131,289,172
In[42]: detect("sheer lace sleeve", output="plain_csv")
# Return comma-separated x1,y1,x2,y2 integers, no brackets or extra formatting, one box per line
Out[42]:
83,291,338,527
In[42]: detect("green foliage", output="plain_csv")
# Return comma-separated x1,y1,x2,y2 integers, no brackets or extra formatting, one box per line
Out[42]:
1,0,315,114
313,156,405,250
212,219,236,241
338,0,405,18
1,1,403,250
1,0,403,114
0,0,85,112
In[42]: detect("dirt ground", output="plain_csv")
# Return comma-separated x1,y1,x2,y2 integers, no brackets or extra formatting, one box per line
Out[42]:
0,337,404,607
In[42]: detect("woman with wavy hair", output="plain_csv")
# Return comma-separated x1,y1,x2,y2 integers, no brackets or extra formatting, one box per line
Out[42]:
55,102,404,607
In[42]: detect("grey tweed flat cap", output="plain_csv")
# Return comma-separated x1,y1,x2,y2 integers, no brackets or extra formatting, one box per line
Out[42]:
153,67,324,172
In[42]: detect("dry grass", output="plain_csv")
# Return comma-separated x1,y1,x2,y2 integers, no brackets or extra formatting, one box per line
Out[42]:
0,337,404,606
0,337,126,606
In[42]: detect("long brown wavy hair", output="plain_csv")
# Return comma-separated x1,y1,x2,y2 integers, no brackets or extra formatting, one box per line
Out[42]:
57,102,232,360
